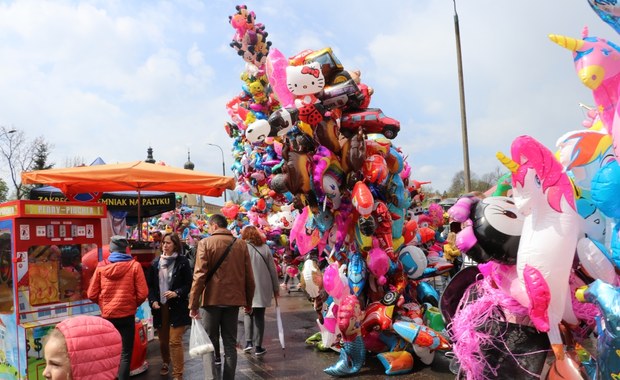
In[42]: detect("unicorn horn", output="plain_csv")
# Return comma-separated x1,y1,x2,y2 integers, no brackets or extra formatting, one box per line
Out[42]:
548,34,584,51
496,152,519,173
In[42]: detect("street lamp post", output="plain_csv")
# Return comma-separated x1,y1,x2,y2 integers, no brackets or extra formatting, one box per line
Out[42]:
207,143,227,202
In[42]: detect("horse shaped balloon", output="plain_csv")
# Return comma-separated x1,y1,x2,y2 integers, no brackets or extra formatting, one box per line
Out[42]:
556,128,618,284
550,29,620,160
556,128,614,197
497,135,580,361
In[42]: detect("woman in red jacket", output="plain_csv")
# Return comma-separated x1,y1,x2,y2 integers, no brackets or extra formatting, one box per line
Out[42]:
42,315,122,380
87,235,148,380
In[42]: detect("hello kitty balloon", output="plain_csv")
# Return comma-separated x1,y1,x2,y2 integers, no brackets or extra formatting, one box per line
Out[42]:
286,62,327,126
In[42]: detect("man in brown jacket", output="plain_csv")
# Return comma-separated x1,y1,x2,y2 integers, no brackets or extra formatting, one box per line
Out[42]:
189,214,255,380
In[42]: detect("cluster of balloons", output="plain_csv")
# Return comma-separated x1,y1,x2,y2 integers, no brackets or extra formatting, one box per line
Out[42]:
221,5,456,377
444,4,620,379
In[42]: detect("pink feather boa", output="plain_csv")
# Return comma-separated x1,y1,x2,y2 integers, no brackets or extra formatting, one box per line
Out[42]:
449,275,531,380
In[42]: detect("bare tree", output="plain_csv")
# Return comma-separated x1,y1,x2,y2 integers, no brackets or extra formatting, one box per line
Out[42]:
479,166,503,188
447,168,506,197
0,126,49,199
64,156,86,167
447,170,467,197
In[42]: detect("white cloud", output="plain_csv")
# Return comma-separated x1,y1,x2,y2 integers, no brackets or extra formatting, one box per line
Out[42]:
0,0,617,197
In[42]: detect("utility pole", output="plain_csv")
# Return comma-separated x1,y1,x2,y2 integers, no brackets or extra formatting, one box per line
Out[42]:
453,0,471,193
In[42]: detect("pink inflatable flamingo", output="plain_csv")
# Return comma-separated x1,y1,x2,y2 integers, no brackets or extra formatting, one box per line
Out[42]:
497,135,580,361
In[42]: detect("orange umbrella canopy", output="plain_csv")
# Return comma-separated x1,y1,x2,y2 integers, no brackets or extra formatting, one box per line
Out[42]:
22,161,235,197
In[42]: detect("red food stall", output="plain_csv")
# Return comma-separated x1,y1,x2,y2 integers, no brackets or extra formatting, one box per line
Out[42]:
0,200,106,379
17,162,235,378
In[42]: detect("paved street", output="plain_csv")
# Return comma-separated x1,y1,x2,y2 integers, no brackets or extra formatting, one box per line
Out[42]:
134,289,456,380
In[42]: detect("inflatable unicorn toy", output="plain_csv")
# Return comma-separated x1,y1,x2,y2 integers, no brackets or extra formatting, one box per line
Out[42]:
550,28,620,160
557,128,618,285
497,135,581,361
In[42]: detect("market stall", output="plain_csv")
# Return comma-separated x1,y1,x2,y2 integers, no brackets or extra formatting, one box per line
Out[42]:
0,200,105,379
20,162,235,375
22,160,234,241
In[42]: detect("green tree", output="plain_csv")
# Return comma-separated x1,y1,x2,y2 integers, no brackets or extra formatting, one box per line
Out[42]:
0,179,9,202
32,141,55,171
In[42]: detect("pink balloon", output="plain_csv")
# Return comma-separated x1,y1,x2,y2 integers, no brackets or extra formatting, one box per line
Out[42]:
273,140,283,156
266,48,294,108
323,314,337,334
289,206,321,256
323,263,349,300
367,238,390,285
337,295,362,342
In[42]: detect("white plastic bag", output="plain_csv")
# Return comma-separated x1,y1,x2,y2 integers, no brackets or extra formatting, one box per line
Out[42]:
189,318,214,357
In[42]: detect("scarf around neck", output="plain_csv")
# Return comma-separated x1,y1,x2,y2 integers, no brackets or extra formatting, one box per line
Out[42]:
159,252,178,304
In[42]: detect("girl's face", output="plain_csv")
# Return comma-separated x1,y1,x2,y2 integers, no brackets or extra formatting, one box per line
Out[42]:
42,336,72,380
162,236,174,256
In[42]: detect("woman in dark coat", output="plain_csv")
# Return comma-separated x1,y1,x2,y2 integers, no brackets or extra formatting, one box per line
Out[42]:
147,232,192,379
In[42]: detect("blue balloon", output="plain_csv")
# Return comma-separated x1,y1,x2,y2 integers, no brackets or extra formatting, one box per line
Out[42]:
588,0,620,35
416,281,439,307
584,279,620,378
347,252,367,296
313,208,334,234
611,223,620,270
576,197,607,243
323,335,366,377
387,173,406,208
389,203,405,240
592,160,620,219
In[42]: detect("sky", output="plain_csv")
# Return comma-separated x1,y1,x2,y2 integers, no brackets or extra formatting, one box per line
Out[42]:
0,0,614,203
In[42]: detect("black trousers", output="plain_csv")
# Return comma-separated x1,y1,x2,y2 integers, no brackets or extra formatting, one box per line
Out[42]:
108,315,135,380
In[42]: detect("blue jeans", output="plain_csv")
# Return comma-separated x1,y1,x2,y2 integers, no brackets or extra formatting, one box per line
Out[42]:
203,306,239,380
107,315,135,380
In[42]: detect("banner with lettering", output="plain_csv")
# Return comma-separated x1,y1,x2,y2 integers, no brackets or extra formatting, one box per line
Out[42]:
29,187,175,218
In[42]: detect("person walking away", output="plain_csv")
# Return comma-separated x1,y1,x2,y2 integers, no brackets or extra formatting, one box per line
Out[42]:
88,235,148,380
189,214,255,380
241,226,280,356
43,315,122,380
147,232,192,380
